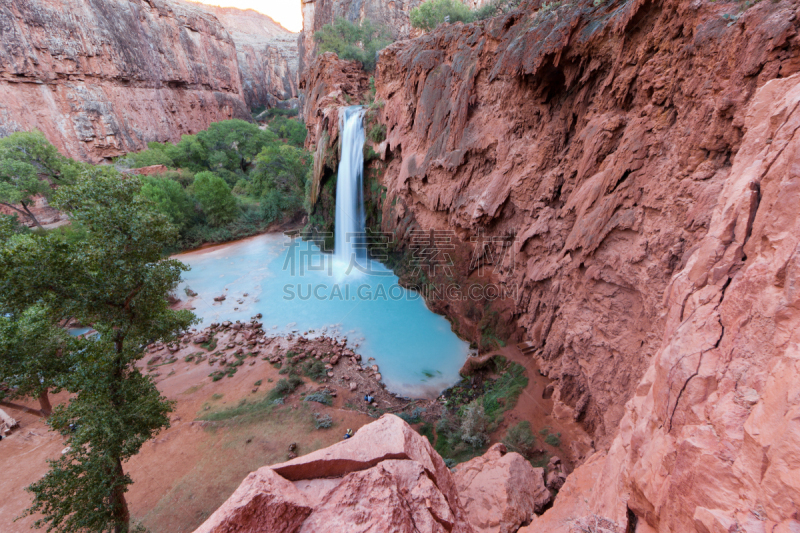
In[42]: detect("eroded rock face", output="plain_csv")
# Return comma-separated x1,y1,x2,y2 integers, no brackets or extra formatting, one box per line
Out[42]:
371,0,800,449
192,415,477,533
299,52,370,205
454,443,551,533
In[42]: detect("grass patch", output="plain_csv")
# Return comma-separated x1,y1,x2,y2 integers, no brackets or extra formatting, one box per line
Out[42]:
200,334,218,351
480,362,527,423
198,397,276,424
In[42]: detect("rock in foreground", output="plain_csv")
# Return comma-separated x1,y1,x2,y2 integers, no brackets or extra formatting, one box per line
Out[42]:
192,415,551,533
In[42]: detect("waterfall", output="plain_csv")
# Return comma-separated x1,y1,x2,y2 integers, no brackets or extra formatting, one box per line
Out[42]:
334,106,367,272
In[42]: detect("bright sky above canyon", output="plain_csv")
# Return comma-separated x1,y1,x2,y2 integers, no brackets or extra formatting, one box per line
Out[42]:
193,0,303,32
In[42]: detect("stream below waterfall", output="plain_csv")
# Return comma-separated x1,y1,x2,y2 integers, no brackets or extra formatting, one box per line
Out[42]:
174,106,472,398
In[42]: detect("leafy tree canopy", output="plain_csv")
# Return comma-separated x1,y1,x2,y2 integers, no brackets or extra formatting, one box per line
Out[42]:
193,171,238,227
0,168,196,533
0,131,83,227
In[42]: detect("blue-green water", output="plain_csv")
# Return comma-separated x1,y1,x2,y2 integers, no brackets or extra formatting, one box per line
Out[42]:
174,234,471,398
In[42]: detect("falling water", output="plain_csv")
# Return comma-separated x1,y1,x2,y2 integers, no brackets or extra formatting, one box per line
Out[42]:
334,106,367,272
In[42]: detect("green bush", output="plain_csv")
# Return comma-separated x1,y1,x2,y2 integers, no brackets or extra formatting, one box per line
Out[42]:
302,359,328,381
313,412,333,429
411,0,474,31
544,432,561,447
193,171,238,226
267,375,304,401
140,176,196,231
314,18,392,71
304,391,333,406
502,421,536,457
268,116,307,148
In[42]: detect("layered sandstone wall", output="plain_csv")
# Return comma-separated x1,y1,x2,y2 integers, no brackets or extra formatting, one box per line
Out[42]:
0,0,296,163
369,0,800,449
0,0,251,162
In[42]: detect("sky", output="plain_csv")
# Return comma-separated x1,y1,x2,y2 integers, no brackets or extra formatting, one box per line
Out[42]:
192,0,303,32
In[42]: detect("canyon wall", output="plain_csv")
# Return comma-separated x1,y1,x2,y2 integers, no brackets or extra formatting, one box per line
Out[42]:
369,0,800,450
189,3,299,109
0,0,297,163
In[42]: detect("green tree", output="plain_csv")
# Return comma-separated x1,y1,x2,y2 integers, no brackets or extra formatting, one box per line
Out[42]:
193,171,238,226
0,168,196,532
268,116,308,147
167,120,277,184
0,131,81,228
0,305,71,415
314,18,392,71
120,142,175,169
410,0,474,31
140,176,196,231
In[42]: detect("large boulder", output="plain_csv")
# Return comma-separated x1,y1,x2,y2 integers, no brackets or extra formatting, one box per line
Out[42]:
192,415,474,533
454,443,551,533
193,467,312,533
298,460,459,533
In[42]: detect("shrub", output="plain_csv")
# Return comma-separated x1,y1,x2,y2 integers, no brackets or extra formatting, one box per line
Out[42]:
313,412,333,429
545,432,561,447
471,0,523,20
267,375,304,401
302,359,328,381
460,402,489,448
367,122,386,144
398,407,426,424
140,175,196,231
314,18,392,71
193,171,238,226
304,391,333,406
411,0,473,31
502,421,536,457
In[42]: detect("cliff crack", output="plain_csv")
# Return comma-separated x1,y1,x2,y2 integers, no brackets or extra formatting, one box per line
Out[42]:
668,277,730,432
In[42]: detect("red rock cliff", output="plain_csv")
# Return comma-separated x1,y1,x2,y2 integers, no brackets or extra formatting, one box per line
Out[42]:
370,0,800,452
0,0,251,162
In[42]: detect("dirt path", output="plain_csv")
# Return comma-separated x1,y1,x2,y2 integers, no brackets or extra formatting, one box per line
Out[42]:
484,345,593,472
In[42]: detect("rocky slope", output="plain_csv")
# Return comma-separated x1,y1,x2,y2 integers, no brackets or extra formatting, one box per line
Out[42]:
188,3,299,109
191,415,551,533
